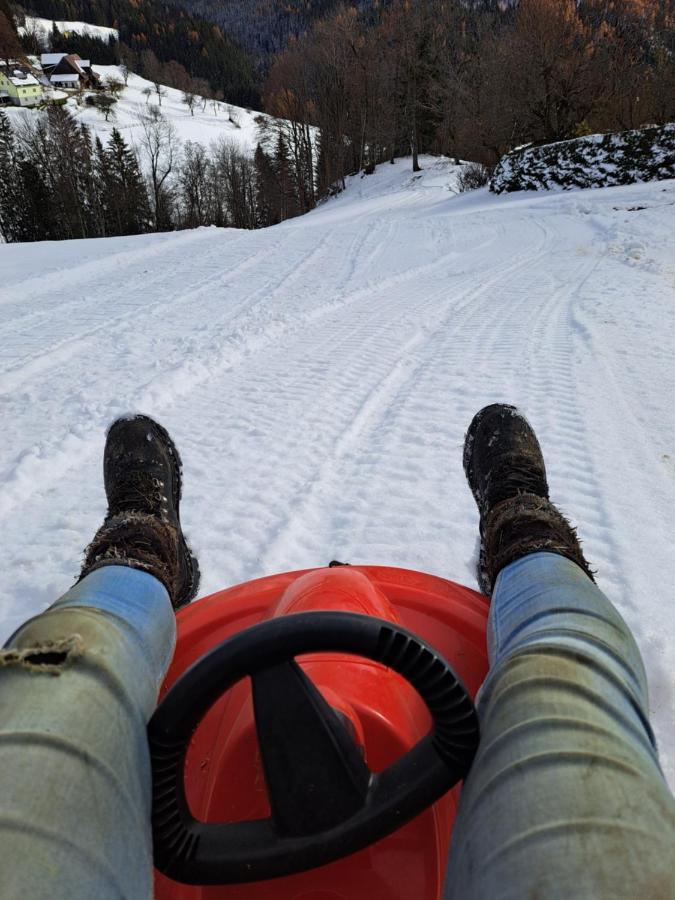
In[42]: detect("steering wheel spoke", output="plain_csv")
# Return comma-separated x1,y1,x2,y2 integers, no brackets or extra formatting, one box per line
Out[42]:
252,659,371,836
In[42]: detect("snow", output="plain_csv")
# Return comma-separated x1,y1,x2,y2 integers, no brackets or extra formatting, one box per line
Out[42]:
1,156,675,786
4,64,270,156
19,15,119,42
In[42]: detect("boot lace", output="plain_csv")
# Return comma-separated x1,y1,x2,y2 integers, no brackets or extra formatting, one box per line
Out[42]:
108,470,167,517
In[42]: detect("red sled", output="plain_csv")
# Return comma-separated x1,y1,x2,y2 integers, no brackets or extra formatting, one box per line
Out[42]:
151,564,489,900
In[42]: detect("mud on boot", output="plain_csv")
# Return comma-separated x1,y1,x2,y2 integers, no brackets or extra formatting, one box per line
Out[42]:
80,415,200,609
464,404,594,596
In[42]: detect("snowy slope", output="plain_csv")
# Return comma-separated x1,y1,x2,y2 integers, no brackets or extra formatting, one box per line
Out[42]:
1,157,675,785
5,65,268,155
19,15,119,42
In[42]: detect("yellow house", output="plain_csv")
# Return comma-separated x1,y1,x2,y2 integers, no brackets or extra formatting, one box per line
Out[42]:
0,61,44,107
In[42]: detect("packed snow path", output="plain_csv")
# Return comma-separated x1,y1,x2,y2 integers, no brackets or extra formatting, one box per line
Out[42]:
1,159,674,784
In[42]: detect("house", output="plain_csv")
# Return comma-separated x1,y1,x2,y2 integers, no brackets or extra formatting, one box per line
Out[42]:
0,60,44,107
40,53,101,90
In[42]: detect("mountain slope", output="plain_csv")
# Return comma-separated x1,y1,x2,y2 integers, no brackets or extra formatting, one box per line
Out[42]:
1,158,674,785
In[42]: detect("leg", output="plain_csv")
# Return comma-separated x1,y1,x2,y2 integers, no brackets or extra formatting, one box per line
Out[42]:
0,415,200,899
446,405,675,899
444,552,675,899
0,567,175,899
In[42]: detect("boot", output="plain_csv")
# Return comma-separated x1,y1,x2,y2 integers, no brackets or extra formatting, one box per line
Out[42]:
80,415,200,609
464,404,594,596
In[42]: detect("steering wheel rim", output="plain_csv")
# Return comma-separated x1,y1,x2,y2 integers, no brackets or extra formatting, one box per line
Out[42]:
149,611,479,885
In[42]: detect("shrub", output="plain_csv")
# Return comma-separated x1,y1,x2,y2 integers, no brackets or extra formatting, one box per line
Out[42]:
457,162,491,192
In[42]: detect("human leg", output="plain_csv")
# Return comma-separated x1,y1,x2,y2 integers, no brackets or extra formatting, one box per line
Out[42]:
444,405,675,899
444,551,675,899
0,566,175,899
0,415,200,900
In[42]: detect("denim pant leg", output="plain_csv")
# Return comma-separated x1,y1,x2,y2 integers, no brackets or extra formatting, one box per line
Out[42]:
0,566,176,900
444,552,675,900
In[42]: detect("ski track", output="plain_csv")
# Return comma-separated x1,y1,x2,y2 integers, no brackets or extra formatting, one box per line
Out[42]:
1,159,674,786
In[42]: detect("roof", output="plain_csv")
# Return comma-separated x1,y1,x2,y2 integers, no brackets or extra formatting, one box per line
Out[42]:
0,62,41,87
50,73,79,83
41,53,67,66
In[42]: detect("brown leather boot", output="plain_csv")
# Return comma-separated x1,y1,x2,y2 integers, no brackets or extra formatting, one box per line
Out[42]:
464,404,594,596
80,415,200,609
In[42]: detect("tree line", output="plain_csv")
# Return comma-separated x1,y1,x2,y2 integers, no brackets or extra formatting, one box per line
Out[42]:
0,106,303,242
262,0,675,198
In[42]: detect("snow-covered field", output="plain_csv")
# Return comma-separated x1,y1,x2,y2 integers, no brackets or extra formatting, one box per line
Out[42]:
5,65,268,155
19,14,119,42
1,157,674,784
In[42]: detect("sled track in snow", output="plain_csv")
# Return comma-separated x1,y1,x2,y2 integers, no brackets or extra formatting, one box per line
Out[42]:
1,165,674,785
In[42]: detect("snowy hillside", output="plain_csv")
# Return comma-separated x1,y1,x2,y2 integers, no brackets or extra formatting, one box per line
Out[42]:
5,65,268,156
19,15,119,42
1,157,675,785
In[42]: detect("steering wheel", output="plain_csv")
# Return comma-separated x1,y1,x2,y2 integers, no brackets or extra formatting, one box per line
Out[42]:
149,611,479,885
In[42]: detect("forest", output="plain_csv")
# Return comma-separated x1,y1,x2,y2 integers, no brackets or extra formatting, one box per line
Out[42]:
0,106,297,242
261,0,675,200
1,0,674,241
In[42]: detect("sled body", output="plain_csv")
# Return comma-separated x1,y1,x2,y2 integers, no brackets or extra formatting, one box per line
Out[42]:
154,565,489,900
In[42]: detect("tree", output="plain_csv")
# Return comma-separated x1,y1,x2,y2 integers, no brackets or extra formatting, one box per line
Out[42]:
102,128,152,235
253,142,279,227
105,77,125,98
0,111,24,242
86,93,117,122
154,83,167,107
182,91,197,116
178,140,213,227
137,106,178,230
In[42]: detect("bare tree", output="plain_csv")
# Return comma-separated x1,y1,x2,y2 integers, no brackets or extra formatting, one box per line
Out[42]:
136,107,178,230
105,77,125,98
182,91,197,116
153,83,167,107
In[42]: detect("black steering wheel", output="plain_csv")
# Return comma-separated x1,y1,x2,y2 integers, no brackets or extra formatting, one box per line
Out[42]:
149,611,479,885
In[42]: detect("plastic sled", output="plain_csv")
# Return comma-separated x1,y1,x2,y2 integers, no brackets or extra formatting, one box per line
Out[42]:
151,564,489,900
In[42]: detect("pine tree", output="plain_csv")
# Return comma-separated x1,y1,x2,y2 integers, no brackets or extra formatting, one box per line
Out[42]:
105,128,151,235
0,111,23,242
253,142,278,227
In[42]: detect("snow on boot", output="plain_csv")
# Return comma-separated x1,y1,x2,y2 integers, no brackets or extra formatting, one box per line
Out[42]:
80,415,200,609
464,404,594,596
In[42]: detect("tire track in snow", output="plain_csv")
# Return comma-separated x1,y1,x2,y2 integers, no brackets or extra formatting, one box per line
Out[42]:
0,215,513,521
251,225,556,574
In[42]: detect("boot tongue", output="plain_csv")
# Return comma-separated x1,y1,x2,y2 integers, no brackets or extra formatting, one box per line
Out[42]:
484,452,549,510
108,470,167,519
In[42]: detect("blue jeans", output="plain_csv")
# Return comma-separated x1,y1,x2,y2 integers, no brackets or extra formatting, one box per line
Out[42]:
2,557,674,898
0,566,175,899
444,552,675,898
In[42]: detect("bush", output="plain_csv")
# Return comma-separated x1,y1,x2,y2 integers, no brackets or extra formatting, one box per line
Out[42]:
457,162,491,192
490,124,675,193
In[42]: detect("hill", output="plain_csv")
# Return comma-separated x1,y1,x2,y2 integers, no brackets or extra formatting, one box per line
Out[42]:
15,0,259,107
1,158,675,789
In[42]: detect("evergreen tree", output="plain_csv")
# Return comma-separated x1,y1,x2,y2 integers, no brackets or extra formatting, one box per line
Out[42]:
0,112,24,243
253,142,278,227
104,128,152,235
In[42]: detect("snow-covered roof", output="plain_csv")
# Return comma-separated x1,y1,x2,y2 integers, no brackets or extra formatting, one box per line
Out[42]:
50,73,79,83
79,60,91,69
10,71,40,87
41,53,67,66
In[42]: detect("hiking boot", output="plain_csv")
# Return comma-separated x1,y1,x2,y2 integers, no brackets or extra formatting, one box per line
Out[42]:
80,415,200,609
464,404,594,595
